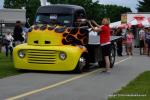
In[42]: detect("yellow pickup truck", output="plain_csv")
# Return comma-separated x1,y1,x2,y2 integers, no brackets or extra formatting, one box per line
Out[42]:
13,4,120,73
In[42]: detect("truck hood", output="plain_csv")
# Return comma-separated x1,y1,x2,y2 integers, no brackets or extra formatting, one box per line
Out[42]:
27,24,89,46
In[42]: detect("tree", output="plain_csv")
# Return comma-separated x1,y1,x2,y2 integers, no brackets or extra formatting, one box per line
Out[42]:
4,0,26,8
4,0,131,25
137,0,150,12
25,0,41,24
103,5,131,22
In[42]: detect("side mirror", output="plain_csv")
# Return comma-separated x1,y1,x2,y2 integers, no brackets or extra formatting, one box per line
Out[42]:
76,19,87,27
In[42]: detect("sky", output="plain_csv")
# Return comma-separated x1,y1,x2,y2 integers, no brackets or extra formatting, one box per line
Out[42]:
0,0,4,9
96,0,140,12
0,0,140,12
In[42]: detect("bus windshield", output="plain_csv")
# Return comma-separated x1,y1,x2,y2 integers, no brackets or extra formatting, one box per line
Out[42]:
35,14,73,27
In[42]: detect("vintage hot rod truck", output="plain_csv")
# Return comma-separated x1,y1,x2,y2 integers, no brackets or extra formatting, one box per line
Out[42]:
13,4,121,73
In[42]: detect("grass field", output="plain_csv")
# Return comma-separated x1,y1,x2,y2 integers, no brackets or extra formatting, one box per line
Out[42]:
0,52,23,78
108,71,150,100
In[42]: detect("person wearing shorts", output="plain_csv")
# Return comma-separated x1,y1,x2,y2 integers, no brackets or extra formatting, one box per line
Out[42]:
126,30,134,55
101,44,111,56
88,18,111,73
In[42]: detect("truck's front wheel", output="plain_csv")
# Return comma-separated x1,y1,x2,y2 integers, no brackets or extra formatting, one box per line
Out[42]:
74,54,89,73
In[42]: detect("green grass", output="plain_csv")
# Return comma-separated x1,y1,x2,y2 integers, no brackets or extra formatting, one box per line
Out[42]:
109,71,150,100
0,52,24,78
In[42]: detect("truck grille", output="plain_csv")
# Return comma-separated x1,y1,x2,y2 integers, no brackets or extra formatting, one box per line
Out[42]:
27,50,57,64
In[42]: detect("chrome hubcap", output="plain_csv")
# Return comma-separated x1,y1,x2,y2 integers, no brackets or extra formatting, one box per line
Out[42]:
78,57,86,70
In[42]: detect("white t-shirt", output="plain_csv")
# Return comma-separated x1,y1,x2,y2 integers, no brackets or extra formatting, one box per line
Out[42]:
139,29,145,40
5,34,14,47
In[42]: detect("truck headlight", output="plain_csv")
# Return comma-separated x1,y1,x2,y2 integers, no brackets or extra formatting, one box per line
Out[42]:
59,52,67,60
18,50,25,58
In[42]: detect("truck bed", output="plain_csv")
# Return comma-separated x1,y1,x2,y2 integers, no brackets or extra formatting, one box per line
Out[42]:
88,31,122,45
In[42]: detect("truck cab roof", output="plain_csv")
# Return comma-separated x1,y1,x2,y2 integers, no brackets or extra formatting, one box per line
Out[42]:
37,4,85,14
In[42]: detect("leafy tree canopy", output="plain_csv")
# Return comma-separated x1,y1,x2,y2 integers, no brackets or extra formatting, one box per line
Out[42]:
137,0,150,12
4,0,131,25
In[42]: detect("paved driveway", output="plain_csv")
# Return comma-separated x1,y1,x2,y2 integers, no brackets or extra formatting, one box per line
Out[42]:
0,50,150,100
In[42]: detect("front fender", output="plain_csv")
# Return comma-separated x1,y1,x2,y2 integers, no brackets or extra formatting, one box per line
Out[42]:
13,44,87,71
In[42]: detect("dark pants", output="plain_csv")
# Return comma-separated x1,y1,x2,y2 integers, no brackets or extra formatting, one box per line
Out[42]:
117,44,123,56
148,44,150,54
145,40,150,55
5,45,13,57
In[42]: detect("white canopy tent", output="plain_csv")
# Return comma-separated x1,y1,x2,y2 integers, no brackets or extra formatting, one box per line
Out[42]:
109,21,121,28
128,18,150,27
110,21,129,29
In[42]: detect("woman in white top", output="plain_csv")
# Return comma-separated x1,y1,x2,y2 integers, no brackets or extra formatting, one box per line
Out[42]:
139,28,145,55
5,31,14,57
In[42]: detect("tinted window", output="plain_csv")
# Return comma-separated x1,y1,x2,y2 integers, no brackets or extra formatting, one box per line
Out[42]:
35,13,73,27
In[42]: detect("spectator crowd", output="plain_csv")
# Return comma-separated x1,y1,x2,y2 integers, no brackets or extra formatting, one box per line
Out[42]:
113,27,150,57
2,21,29,57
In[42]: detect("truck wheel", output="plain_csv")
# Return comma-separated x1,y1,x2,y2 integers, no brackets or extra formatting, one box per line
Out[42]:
109,45,116,68
74,54,89,73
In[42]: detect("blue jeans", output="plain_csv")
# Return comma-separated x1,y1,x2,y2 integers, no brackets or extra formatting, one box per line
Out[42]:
5,45,13,57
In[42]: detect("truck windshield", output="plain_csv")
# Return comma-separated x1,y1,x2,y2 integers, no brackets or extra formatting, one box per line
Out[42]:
35,14,73,27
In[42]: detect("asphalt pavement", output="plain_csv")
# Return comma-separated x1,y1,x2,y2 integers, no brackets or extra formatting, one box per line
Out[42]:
0,49,150,100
